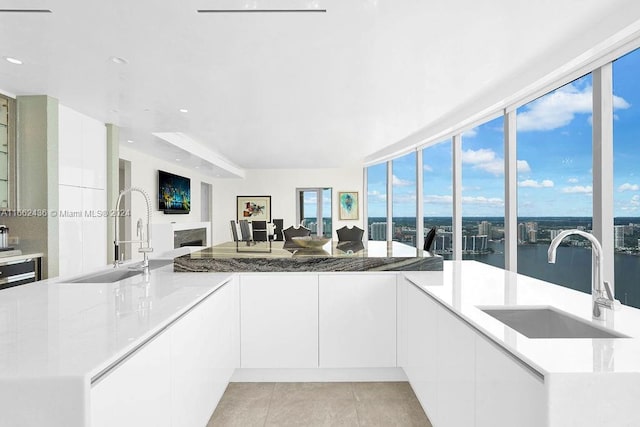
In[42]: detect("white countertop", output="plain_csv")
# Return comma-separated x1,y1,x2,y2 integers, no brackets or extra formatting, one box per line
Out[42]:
0,258,232,381
405,260,640,375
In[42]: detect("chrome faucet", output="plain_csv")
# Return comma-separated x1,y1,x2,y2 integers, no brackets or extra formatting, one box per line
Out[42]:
113,187,153,275
548,229,619,321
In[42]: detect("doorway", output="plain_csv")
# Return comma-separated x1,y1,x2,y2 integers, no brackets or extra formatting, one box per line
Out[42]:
295,188,332,237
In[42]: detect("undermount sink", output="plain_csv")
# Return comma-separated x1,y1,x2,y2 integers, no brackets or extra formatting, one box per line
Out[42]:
67,259,173,283
479,306,627,339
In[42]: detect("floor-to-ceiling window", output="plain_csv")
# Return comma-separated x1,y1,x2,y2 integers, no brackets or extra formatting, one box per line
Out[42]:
423,139,452,258
462,116,505,268
516,74,594,294
367,163,387,241
613,47,640,308
392,152,416,245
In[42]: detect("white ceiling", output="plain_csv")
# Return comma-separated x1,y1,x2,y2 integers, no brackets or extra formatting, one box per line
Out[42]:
1,0,640,177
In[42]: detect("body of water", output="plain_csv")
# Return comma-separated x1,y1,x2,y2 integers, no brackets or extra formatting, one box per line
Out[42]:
464,241,640,309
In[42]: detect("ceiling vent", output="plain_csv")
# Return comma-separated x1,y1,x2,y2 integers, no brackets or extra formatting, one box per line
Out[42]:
197,9,326,13
0,9,52,13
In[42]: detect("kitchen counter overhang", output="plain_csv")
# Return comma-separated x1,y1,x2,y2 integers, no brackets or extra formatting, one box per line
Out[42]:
174,240,443,272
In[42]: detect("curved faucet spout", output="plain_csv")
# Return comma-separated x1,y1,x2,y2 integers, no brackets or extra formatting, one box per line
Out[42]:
113,187,153,272
547,229,615,320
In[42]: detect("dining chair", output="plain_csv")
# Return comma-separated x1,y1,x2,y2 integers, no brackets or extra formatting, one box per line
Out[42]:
282,225,312,241
336,225,364,241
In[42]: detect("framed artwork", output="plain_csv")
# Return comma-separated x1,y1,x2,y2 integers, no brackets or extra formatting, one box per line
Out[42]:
338,191,359,220
237,196,271,222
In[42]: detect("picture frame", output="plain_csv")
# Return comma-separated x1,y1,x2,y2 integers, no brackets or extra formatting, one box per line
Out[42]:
338,191,359,220
237,195,271,222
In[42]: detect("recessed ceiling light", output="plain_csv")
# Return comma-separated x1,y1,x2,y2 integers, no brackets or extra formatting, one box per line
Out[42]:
179,108,188,113
110,56,128,65
195,166,200,169
127,139,134,143
176,158,181,162
4,56,22,65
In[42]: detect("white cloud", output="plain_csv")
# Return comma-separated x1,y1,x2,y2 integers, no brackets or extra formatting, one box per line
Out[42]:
424,195,452,204
392,174,413,187
568,178,579,183
518,179,554,188
461,148,531,176
461,196,504,207
562,185,592,194
618,183,639,192
367,190,386,202
517,83,630,132
631,195,640,206
517,160,531,173
462,127,478,138
462,148,502,175
423,164,433,172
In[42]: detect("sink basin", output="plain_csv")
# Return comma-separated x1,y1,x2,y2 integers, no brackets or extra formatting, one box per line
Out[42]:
67,259,173,283
479,306,627,339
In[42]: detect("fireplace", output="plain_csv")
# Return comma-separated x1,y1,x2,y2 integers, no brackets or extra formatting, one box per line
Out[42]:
174,228,207,248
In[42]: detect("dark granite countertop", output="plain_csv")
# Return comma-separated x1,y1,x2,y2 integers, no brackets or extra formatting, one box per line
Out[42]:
174,240,443,272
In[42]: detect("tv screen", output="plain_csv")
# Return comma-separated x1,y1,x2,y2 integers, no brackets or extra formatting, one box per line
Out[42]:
158,170,191,214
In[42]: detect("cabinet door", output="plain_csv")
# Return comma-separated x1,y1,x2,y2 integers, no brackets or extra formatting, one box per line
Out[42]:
318,274,396,368
475,335,546,427
404,282,438,425
58,185,84,278
58,105,83,187
436,306,476,427
91,332,172,427
240,274,318,368
82,187,107,271
171,279,239,427
81,116,106,189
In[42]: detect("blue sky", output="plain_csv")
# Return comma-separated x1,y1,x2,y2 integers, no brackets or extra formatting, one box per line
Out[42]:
367,47,640,218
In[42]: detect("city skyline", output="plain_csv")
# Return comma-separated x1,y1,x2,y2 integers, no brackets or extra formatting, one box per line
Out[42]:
367,48,640,218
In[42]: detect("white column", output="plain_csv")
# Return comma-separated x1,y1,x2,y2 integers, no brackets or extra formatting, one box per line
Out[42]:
362,167,369,241
452,134,463,260
592,63,614,288
386,160,393,243
416,149,424,250
504,109,518,272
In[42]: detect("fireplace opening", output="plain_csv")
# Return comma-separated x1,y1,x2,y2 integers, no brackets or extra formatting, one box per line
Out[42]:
180,240,203,247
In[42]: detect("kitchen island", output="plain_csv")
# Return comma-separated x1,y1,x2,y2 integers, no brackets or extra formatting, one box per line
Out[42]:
174,240,443,272
2,253,640,427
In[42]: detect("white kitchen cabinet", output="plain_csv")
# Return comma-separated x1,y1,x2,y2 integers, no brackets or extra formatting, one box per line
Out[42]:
81,187,107,272
58,105,83,187
91,331,172,427
475,334,545,427
58,185,84,278
318,273,396,368
81,115,106,189
240,274,318,368
403,280,439,425
170,278,239,426
436,306,476,427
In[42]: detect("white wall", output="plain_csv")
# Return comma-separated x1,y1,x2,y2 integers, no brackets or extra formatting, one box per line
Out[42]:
211,168,363,245
119,146,214,259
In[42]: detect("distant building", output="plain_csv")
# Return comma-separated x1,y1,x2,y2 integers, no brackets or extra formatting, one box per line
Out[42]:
549,229,564,240
614,225,625,249
518,223,527,243
528,230,537,243
370,222,387,241
478,221,492,238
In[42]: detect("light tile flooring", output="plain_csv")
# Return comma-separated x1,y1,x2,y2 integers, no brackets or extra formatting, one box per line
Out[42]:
207,382,432,427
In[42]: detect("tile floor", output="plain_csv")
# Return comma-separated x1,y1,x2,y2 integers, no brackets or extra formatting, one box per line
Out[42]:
207,382,432,427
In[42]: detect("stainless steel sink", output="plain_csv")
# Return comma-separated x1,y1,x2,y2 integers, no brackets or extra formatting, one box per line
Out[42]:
67,259,173,283
479,306,627,339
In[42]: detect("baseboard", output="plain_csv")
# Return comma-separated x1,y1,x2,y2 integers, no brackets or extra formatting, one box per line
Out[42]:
229,367,408,382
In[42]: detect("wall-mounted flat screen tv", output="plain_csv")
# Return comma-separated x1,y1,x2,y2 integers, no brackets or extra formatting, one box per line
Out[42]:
158,170,191,214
